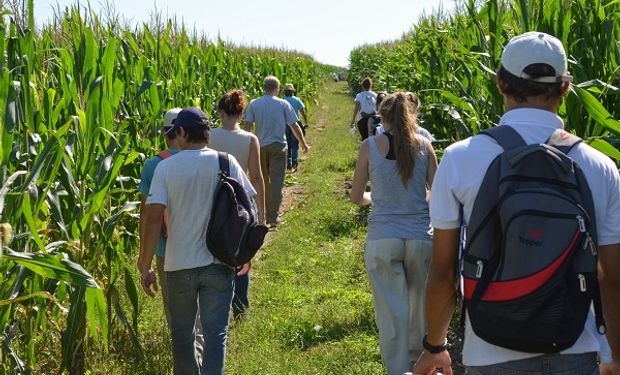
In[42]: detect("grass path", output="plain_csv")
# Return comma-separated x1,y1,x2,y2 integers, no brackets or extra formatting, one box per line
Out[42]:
88,81,385,374
86,80,465,375
226,81,384,374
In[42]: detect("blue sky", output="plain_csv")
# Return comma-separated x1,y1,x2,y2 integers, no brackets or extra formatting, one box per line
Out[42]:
34,0,453,67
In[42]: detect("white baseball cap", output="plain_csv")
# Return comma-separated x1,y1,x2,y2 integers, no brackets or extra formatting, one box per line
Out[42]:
163,108,182,128
501,32,573,83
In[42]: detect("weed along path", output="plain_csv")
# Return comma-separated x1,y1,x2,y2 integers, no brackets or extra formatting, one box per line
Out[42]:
226,81,385,374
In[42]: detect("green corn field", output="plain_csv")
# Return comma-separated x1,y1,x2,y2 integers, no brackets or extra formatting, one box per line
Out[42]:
0,3,330,373
1,0,620,373
348,0,620,159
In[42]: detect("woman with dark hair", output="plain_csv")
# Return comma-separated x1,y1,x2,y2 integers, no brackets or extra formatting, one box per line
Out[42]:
210,89,266,319
350,77,378,140
350,92,438,374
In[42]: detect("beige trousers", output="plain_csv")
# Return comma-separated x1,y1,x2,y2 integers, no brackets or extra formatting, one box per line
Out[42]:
365,238,433,375
260,142,287,224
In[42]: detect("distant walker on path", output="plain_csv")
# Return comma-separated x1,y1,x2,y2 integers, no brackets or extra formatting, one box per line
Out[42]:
283,83,310,171
350,77,377,140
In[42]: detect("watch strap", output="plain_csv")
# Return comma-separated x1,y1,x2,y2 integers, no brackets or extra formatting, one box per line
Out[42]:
423,334,448,354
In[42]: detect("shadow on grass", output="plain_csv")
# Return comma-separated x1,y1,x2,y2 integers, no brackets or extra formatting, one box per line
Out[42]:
282,313,377,351
326,158,357,174
319,205,369,239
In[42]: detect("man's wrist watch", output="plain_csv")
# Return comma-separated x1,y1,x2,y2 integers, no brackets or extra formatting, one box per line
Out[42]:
423,334,448,354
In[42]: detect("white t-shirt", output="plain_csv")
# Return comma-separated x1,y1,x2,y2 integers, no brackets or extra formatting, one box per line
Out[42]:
355,90,377,115
430,108,620,366
375,124,434,142
146,148,256,272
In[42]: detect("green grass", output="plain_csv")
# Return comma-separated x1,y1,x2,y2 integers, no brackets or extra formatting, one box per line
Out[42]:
83,81,385,374
226,81,383,374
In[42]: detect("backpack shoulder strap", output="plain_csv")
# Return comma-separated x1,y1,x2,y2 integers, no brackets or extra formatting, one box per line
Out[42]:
158,150,173,159
480,126,526,151
546,129,582,155
217,152,230,177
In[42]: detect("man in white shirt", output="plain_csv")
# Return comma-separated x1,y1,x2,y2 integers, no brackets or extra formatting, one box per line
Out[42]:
139,107,255,375
414,32,620,374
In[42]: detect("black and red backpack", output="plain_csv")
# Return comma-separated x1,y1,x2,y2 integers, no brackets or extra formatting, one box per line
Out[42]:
461,125,606,353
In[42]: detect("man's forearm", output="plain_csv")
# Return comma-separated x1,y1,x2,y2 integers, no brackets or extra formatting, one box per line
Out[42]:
139,208,164,273
243,121,253,132
426,228,460,345
426,267,458,344
351,103,360,126
291,123,307,147
138,196,147,265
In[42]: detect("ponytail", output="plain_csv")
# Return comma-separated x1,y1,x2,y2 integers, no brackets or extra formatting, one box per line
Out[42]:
378,92,421,186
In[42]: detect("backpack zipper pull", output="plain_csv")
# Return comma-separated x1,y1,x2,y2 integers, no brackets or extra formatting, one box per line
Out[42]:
578,274,587,292
577,215,586,232
587,235,597,256
476,260,484,278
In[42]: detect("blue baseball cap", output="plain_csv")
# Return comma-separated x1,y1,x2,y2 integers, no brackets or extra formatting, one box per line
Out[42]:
165,107,210,136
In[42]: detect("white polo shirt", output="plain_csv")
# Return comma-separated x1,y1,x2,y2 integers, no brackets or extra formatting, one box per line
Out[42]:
430,108,620,366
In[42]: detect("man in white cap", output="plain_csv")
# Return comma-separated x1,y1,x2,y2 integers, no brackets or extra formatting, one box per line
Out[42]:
283,83,309,171
413,32,620,373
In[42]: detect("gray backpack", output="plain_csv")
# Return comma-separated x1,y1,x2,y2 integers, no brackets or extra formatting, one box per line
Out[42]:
461,126,605,353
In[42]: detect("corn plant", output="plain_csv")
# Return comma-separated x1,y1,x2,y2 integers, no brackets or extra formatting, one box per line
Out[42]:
0,3,331,373
348,0,620,159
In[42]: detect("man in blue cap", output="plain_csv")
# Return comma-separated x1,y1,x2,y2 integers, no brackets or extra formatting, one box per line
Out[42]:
139,107,256,375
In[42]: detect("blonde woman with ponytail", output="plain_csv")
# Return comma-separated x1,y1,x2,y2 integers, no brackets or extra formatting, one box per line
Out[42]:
350,92,438,374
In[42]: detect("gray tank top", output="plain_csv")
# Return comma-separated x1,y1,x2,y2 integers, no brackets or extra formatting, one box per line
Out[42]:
209,128,253,172
367,135,431,241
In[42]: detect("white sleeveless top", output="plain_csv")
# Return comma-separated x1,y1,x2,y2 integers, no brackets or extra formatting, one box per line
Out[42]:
209,128,253,172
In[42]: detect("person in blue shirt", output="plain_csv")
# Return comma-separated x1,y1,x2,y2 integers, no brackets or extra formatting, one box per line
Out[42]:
138,107,208,363
283,83,309,171
138,108,181,324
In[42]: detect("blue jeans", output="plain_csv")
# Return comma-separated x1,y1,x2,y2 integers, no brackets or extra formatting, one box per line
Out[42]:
232,272,249,317
285,125,299,167
167,264,234,375
465,352,598,375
